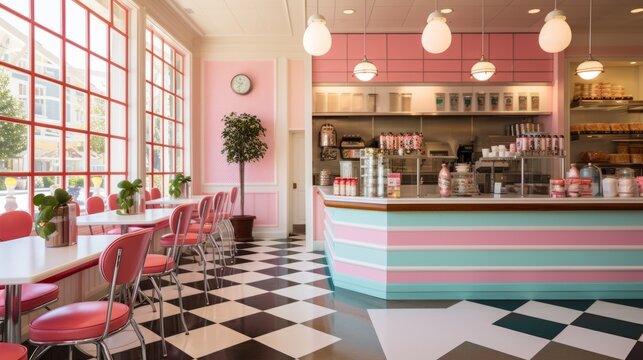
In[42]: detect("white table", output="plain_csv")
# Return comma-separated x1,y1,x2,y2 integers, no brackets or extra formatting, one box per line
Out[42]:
0,235,119,343
76,208,174,234
146,195,205,206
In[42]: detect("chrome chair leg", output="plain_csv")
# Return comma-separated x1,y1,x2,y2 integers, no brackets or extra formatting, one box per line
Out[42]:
131,318,148,360
171,272,189,335
138,288,157,313
149,276,167,357
29,345,52,360
99,341,113,360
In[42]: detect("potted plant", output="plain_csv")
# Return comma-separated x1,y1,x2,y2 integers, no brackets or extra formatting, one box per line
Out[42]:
221,112,268,241
33,188,78,247
168,174,192,199
116,179,144,215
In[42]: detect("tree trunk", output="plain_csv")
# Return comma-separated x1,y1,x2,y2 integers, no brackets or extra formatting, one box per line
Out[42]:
239,161,245,216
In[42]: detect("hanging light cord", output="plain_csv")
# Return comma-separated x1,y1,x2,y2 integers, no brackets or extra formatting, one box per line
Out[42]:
588,0,593,56
435,0,438,11
363,0,367,57
554,0,557,10
481,0,485,57
316,0,319,14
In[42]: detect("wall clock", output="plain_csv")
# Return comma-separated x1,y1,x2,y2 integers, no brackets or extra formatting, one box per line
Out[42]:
231,73,252,95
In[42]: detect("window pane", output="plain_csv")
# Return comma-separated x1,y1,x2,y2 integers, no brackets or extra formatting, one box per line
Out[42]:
66,175,86,205
34,78,62,125
109,64,125,103
145,51,152,81
0,120,29,172
153,86,162,114
110,174,124,195
34,175,61,197
0,0,29,16
145,82,151,111
164,92,174,119
34,0,61,33
176,123,183,147
110,101,125,137
153,116,161,143
162,174,171,196
145,144,151,172
0,66,29,120
163,43,174,66
145,113,151,142
152,147,161,172
112,3,126,33
152,33,162,56
35,127,61,172
65,131,87,172
110,29,125,67
89,134,106,171
152,174,162,193
164,147,174,172
80,0,110,21
164,119,174,146
1,175,29,213
176,149,183,173
89,14,108,58
145,174,151,191
89,55,107,95
152,56,162,86
110,138,125,172
66,43,87,89
145,29,152,50
164,63,174,92
66,0,87,47
0,7,30,70
89,174,106,197
175,74,182,97
90,95,106,133
35,28,62,80
175,53,183,72
66,88,87,129
176,98,183,122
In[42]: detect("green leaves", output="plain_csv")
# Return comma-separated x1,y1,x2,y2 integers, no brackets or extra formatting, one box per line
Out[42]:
220,112,268,165
168,173,191,198
116,178,143,213
33,189,73,240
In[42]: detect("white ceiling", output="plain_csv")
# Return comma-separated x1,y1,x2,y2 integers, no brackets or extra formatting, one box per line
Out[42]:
170,0,643,44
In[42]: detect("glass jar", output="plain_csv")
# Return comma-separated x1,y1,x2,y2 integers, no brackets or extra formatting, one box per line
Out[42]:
616,167,636,197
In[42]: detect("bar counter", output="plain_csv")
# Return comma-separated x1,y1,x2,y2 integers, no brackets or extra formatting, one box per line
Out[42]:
316,186,643,300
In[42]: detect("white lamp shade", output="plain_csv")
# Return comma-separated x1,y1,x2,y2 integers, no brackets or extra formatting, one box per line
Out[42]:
422,11,452,54
303,15,332,56
576,59,604,80
353,59,378,81
471,60,496,81
538,10,572,53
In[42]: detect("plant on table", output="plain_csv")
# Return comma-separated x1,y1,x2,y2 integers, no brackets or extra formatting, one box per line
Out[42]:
33,188,73,240
168,174,192,198
116,179,144,215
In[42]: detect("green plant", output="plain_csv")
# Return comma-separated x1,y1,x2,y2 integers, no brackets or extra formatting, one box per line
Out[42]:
221,112,267,215
168,174,192,198
116,178,143,214
33,188,73,240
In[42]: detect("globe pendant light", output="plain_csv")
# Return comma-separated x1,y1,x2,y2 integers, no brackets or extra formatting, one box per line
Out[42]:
538,0,572,53
353,0,377,81
303,0,332,56
576,0,603,80
471,0,495,81
421,0,452,54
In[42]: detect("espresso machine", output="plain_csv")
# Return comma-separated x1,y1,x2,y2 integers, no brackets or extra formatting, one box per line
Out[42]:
319,123,337,161
457,143,474,163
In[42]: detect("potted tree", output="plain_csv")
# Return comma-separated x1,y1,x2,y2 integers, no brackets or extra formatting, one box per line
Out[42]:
33,188,78,247
221,112,268,241
168,174,192,199
116,179,144,215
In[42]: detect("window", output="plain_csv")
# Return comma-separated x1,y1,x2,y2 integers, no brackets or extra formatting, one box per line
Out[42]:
145,25,185,196
0,0,129,213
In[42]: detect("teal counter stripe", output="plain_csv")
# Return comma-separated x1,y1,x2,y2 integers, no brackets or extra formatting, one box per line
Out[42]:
327,208,643,228
332,241,643,267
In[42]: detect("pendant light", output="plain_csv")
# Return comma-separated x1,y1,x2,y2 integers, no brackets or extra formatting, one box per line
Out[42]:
421,0,452,54
353,0,377,81
303,0,332,56
576,0,603,80
471,0,495,81
538,0,572,53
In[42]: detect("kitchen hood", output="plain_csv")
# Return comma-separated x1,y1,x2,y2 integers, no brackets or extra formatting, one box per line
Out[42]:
570,99,630,111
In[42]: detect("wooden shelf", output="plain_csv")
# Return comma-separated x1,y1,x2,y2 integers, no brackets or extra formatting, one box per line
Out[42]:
313,111,552,117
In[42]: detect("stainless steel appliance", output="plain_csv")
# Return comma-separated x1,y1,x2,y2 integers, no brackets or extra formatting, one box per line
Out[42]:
319,123,337,147
340,135,365,160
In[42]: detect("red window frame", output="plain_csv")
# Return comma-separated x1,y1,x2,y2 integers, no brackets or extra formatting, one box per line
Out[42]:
145,25,185,196
0,0,129,213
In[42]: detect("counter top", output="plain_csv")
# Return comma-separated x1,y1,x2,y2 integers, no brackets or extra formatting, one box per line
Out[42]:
316,186,643,211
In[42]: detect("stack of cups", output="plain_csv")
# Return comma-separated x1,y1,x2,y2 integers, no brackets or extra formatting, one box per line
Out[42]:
602,176,618,198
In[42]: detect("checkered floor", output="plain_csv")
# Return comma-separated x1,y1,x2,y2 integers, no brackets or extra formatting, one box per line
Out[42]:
22,236,643,359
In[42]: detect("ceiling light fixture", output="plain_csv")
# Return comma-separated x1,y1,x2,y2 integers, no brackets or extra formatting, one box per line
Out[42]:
303,0,332,56
471,0,495,81
422,0,452,54
538,0,572,53
440,8,453,14
576,0,603,80
343,9,355,15
353,0,377,81
528,9,541,14
631,8,643,14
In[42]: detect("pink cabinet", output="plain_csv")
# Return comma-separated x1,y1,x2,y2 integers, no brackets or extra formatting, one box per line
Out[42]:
489,34,513,59
387,34,423,59
462,34,490,60
347,34,387,60
514,34,552,60
321,34,348,60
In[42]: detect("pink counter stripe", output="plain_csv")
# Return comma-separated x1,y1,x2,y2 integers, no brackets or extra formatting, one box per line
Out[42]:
333,261,643,284
331,224,643,247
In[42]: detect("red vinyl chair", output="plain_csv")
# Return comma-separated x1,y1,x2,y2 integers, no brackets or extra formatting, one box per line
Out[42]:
0,342,28,360
0,211,59,340
149,188,162,209
140,203,195,357
86,195,112,235
107,193,119,211
28,228,154,360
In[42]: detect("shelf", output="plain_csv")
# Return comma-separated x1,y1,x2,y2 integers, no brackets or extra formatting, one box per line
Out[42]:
479,156,565,161
313,111,552,117
571,133,643,141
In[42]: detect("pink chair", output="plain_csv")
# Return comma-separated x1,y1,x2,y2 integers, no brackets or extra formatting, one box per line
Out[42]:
140,203,195,357
28,228,153,360
107,193,119,211
222,187,238,260
150,187,161,209
0,211,58,341
0,342,28,360
86,196,108,234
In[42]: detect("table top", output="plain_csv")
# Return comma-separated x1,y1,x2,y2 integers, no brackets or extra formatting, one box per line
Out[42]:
146,195,205,205
0,235,119,284
76,208,174,226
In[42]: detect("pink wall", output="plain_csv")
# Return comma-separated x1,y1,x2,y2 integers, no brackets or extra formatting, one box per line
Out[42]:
203,60,275,185
288,60,305,130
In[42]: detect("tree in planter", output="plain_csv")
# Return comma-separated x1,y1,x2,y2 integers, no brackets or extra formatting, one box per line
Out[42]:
221,112,268,218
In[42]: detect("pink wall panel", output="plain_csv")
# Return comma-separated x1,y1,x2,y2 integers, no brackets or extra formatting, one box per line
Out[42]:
514,33,552,59
387,59,423,72
387,34,423,59
387,72,423,82
462,34,490,59
423,72,462,82
240,192,278,227
321,34,347,60
313,188,325,241
514,60,553,72
347,34,387,59
424,34,462,60
489,34,513,59
312,72,348,83
488,72,514,82
514,72,553,82
424,59,461,72
203,60,275,184
492,59,513,72
312,59,348,72
288,59,304,130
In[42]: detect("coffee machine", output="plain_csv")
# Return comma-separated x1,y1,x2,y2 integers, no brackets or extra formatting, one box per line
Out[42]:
319,123,338,161
457,143,474,163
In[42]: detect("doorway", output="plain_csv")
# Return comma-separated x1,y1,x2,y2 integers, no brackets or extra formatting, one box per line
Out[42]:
290,131,306,235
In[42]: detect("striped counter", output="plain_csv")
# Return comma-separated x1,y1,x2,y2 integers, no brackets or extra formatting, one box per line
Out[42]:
319,188,643,300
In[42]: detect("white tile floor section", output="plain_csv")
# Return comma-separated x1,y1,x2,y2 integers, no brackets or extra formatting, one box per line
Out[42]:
166,324,250,358
586,301,643,325
254,324,341,358
271,283,333,301
553,325,637,359
265,301,336,323
514,300,584,325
